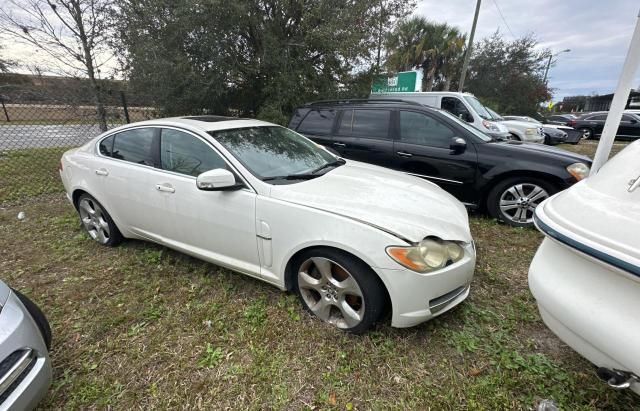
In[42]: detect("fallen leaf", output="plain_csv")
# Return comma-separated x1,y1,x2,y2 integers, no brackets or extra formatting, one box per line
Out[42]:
469,367,482,376
328,392,337,406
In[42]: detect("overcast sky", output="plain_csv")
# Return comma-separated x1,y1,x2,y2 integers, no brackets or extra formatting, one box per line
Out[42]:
415,0,640,100
2,0,639,102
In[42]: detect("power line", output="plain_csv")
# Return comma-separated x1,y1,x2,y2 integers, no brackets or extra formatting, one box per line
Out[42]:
492,0,516,39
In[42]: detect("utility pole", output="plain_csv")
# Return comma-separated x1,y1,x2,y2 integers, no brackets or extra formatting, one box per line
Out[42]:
458,0,481,92
543,49,571,84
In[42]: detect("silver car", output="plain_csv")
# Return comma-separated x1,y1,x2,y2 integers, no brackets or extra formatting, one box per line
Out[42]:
0,281,52,410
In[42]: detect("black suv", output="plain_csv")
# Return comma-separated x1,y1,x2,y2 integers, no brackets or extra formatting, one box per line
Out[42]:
568,111,640,140
289,99,592,227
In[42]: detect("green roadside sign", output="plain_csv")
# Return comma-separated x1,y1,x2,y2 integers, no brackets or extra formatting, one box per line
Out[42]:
371,71,419,93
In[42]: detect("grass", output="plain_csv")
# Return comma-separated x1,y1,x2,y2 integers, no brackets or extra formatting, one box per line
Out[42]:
0,141,638,409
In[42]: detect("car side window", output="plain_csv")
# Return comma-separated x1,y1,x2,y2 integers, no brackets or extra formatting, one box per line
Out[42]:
587,115,607,121
622,114,637,122
338,109,390,139
399,111,456,148
160,128,227,177
112,128,156,166
441,97,471,121
99,135,114,156
297,109,336,135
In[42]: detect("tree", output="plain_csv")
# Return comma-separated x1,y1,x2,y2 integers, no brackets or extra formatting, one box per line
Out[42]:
0,43,14,72
385,17,466,91
0,0,113,130
465,32,551,115
112,0,414,123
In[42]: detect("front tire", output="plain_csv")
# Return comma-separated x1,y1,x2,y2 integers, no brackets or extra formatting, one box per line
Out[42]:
292,248,386,334
77,193,123,246
487,177,557,227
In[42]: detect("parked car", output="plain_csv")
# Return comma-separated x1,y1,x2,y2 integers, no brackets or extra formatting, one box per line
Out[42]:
289,100,592,227
371,92,512,140
568,111,640,140
483,108,545,144
529,140,640,395
0,281,52,409
545,114,578,126
60,116,477,333
502,115,582,145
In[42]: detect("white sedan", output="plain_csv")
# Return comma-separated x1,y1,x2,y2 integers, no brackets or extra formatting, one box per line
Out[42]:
60,116,476,333
529,140,640,394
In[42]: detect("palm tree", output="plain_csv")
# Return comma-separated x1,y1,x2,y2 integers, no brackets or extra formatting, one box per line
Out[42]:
386,17,466,91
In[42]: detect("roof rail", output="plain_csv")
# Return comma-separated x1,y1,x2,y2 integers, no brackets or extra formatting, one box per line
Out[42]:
305,98,423,107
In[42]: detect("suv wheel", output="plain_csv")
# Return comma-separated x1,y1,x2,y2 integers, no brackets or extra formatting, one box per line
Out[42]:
487,177,556,227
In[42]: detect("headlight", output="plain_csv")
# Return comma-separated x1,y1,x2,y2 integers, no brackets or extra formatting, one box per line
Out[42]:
567,162,590,181
386,237,465,273
525,128,538,136
482,120,500,132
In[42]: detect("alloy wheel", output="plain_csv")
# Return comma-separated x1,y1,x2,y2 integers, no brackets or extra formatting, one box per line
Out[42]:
499,183,549,224
78,198,111,244
297,257,365,329
580,128,592,139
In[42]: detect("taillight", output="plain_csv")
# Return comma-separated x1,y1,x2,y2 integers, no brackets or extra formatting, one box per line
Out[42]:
567,119,576,127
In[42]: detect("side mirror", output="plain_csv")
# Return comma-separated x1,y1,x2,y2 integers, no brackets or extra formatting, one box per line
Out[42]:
196,168,243,191
450,137,467,153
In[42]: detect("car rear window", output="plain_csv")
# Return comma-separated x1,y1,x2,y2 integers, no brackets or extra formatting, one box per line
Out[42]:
338,109,390,139
297,109,336,135
98,135,114,156
112,128,156,166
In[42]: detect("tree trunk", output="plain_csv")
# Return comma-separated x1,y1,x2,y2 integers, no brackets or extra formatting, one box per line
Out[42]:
443,77,452,91
422,66,437,91
71,0,107,131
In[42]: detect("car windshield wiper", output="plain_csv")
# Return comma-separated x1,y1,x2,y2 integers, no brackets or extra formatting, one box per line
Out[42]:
310,158,345,174
262,173,320,182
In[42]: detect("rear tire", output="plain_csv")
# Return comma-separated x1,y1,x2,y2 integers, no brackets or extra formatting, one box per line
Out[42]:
13,289,52,351
487,177,557,227
578,127,593,140
76,193,123,246
292,248,386,334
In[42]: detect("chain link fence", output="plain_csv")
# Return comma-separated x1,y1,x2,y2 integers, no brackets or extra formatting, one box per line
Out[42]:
0,86,158,204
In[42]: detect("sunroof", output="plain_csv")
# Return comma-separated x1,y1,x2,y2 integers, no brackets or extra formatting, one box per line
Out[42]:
182,115,244,122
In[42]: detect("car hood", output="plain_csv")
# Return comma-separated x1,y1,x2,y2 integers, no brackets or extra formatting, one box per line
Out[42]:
500,120,540,129
268,161,472,244
489,140,591,164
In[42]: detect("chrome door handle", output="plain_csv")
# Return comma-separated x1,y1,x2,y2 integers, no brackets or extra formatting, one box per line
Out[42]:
397,151,413,158
95,168,109,176
156,184,175,193
333,142,346,147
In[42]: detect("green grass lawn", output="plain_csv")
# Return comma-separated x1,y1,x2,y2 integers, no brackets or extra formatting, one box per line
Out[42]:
1,138,638,409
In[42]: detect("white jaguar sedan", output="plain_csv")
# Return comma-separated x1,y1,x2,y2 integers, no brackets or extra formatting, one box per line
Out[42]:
59,116,476,333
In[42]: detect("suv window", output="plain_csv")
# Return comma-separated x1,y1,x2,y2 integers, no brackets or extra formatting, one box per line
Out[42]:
297,109,336,135
400,111,456,148
112,128,156,166
442,97,471,121
161,129,227,177
338,109,390,139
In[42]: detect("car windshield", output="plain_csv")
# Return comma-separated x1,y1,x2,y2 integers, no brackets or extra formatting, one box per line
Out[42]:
463,95,492,120
485,107,504,121
209,126,339,181
438,110,493,142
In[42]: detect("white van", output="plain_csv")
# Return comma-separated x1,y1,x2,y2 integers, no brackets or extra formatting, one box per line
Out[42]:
372,91,511,140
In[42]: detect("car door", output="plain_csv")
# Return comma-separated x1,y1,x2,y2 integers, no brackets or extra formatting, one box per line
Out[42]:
94,127,171,240
619,114,640,138
154,127,261,275
295,108,338,149
332,108,396,168
392,110,478,203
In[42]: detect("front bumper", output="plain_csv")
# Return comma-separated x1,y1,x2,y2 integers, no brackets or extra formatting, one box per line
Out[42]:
0,292,52,410
522,134,545,144
377,244,476,328
545,132,567,145
529,238,640,395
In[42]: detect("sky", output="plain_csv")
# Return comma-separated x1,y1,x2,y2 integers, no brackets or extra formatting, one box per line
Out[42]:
2,0,639,102
415,0,640,101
